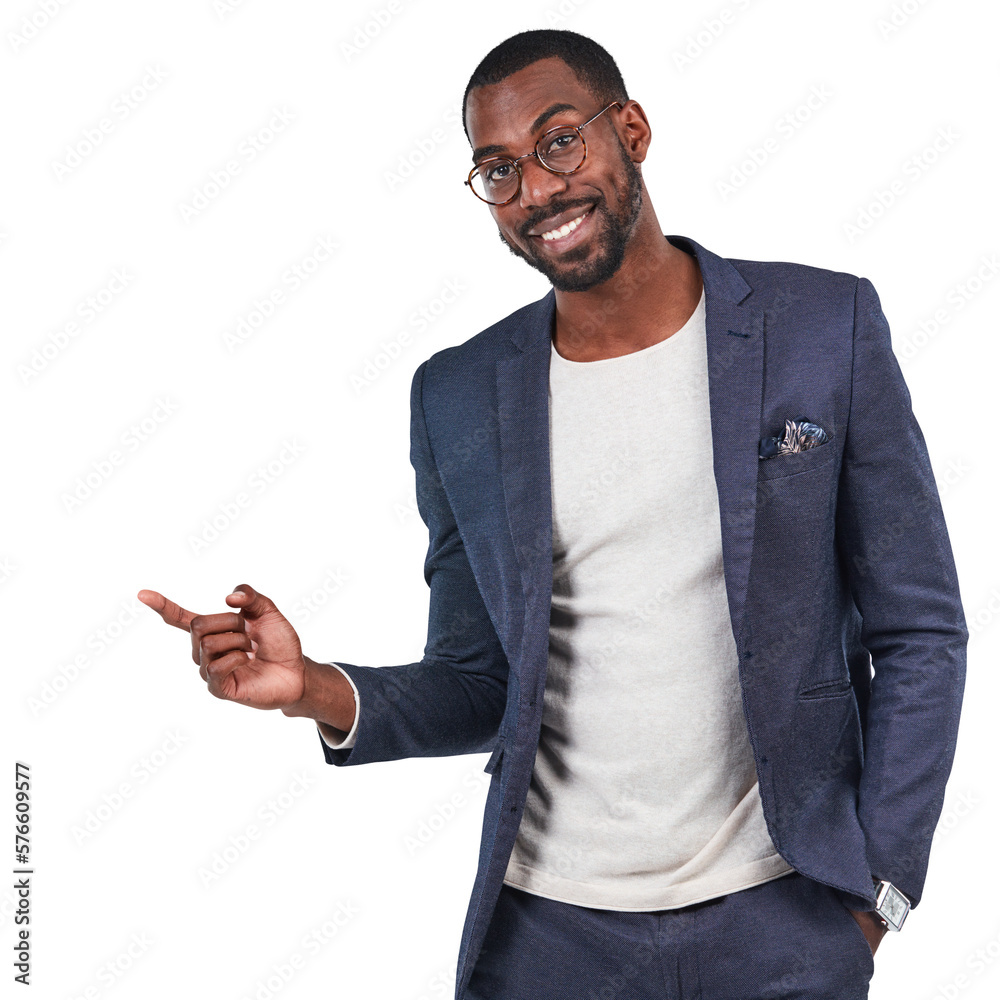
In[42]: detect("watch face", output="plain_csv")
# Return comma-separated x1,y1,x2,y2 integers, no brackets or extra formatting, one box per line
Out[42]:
883,887,909,925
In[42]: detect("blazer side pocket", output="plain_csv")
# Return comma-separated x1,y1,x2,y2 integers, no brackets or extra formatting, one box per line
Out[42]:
798,678,853,700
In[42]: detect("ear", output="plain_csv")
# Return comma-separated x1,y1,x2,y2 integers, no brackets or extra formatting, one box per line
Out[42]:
616,100,652,164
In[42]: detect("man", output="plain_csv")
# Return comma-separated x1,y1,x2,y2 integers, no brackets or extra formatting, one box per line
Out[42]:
139,29,968,1000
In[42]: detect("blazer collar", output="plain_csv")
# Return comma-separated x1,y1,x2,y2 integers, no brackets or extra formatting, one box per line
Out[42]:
506,233,752,353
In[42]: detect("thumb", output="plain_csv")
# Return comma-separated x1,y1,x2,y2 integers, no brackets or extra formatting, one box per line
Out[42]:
225,584,280,621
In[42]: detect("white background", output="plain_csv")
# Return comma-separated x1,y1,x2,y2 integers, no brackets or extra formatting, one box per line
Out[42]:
4,0,998,998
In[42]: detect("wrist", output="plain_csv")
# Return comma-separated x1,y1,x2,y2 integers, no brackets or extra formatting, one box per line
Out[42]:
281,655,356,732
871,878,911,932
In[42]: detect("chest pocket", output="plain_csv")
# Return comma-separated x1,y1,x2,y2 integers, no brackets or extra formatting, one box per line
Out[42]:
757,439,837,483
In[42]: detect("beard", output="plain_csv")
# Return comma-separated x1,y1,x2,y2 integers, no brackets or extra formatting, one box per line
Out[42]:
498,139,644,293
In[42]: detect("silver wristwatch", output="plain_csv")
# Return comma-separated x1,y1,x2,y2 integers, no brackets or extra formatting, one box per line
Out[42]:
873,879,911,932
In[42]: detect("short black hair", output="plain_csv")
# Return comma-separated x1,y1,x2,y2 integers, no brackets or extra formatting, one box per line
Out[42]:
462,29,628,142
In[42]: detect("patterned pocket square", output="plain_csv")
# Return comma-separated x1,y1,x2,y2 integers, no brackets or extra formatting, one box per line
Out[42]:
759,416,830,459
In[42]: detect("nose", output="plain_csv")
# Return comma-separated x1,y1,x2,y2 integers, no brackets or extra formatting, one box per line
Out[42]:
517,155,569,209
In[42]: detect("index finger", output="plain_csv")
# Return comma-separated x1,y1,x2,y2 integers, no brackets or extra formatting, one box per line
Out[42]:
137,589,198,632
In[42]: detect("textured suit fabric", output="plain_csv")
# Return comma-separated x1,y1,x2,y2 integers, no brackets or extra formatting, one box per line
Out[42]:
317,235,967,1000
466,871,875,999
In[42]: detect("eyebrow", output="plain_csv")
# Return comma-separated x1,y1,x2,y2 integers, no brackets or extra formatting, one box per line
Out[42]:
471,102,579,164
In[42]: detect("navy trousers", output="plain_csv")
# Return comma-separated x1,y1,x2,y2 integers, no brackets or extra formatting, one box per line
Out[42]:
465,871,875,999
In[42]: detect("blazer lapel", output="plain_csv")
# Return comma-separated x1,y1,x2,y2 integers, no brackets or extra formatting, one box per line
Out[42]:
495,235,763,704
496,292,557,708
686,234,764,646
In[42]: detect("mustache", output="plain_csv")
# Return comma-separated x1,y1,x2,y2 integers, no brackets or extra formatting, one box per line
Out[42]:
519,198,600,240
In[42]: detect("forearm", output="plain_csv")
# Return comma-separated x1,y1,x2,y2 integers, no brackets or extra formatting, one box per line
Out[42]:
281,655,358,733
317,656,507,766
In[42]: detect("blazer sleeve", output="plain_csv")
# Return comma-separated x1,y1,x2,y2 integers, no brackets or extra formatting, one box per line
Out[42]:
317,358,509,767
835,276,968,908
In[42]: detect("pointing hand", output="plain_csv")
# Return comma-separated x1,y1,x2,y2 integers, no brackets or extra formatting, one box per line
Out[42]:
137,584,306,710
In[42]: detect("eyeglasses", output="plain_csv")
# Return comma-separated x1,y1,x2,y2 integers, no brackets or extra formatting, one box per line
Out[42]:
465,101,622,206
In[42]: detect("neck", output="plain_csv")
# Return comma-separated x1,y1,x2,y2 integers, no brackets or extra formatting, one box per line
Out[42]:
551,203,703,362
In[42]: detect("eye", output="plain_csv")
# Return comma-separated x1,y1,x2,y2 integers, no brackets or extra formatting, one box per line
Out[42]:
484,161,512,182
541,131,579,158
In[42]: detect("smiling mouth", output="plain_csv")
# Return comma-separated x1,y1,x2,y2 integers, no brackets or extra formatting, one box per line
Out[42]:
533,206,593,242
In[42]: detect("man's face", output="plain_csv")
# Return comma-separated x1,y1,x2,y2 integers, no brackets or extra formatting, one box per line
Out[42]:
465,57,644,293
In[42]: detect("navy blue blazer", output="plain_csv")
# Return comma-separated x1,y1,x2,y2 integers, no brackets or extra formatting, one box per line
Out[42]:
321,234,968,999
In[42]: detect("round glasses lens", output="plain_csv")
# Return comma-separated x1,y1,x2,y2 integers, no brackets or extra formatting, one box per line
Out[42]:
470,159,519,204
537,128,584,172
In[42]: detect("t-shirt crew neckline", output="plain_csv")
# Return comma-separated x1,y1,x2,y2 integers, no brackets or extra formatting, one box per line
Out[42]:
550,285,706,366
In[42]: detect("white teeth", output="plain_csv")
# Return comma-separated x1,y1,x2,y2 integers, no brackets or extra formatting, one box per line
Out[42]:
540,211,588,241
